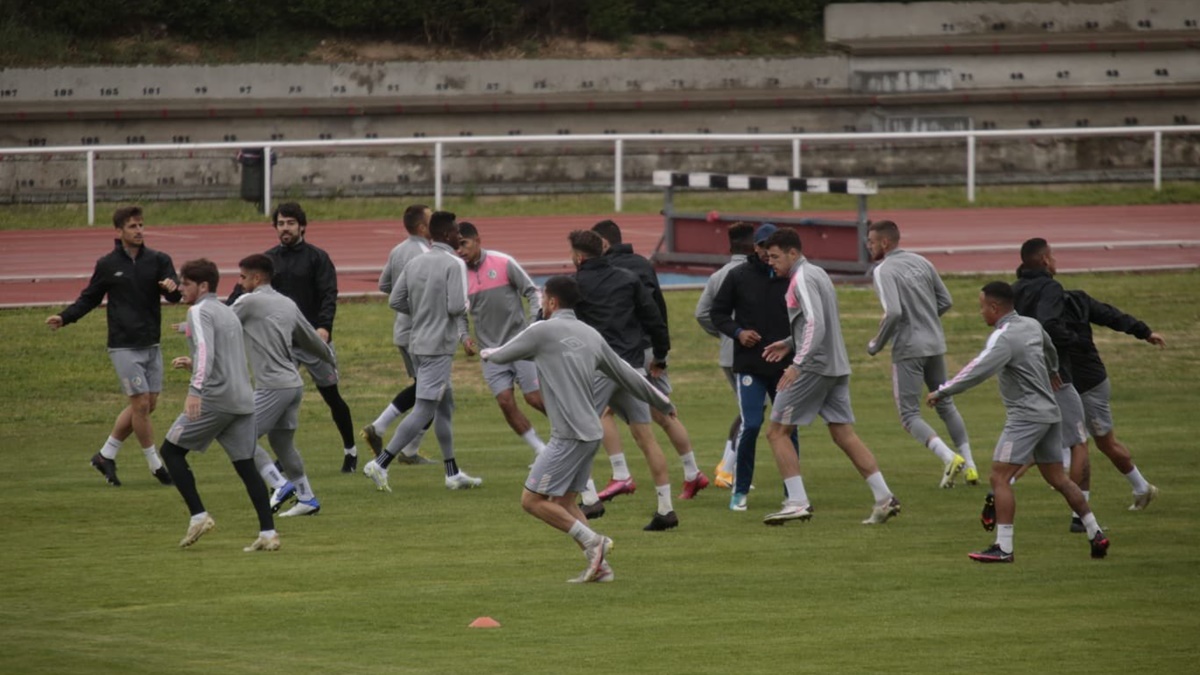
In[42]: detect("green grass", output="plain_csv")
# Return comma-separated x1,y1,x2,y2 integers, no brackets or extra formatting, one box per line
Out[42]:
3,182,1199,230
2,272,1198,673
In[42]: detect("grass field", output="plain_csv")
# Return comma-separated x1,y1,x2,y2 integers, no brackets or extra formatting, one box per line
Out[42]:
2,272,1198,674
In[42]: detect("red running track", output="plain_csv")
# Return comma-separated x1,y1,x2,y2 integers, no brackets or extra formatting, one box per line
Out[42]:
1,204,1197,307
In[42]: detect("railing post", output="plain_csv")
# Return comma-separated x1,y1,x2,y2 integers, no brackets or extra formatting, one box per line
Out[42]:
1153,130,1163,191
86,150,96,226
967,133,976,204
614,139,624,213
792,138,802,210
263,145,273,216
434,141,444,210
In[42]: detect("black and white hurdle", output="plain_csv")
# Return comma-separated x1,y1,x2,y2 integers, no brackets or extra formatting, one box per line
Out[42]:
650,170,878,275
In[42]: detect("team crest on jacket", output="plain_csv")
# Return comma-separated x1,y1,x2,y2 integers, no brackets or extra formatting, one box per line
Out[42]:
488,269,497,279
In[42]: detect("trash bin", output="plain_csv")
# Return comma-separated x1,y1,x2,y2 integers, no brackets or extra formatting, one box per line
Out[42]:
237,148,277,204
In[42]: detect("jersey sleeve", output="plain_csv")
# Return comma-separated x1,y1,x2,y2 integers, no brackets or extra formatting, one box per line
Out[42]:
937,328,1012,397
867,263,902,355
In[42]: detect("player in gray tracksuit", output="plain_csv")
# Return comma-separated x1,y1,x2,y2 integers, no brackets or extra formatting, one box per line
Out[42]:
694,222,754,487
482,275,676,583
758,228,899,526
231,254,335,518
363,212,481,492
929,281,1109,563
160,259,278,552
865,220,976,487
458,222,548,459
361,205,435,460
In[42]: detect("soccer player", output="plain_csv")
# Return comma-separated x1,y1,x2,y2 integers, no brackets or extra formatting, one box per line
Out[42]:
227,202,359,472
362,212,482,492
694,222,755,488
929,281,1109,562
457,221,548,460
481,276,677,583
162,259,278,551
231,254,335,518
570,230,681,530
361,204,435,464
589,220,710,503
709,223,795,512
46,205,179,487
760,228,901,526
865,220,976,487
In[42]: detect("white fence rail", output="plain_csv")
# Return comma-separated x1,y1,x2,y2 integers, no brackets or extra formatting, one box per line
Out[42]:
1,126,1196,225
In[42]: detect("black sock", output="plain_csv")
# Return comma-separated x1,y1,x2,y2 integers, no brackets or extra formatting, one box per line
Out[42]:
232,458,274,531
317,384,356,449
377,450,396,470
162,441,205,516
444,458,459,478
391,383,417,414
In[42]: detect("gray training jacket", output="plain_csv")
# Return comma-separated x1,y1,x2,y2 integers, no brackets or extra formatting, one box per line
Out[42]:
390,241,470,356
481,309,676,442
185,293,254,415
379,234,431,347
783,256,851,377
231,285,334,390
936,311,1061,424
867,249,953,362
694,254,748,369
466,248,541,349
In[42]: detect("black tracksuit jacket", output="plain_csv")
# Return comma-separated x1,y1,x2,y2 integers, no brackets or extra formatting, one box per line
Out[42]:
1063,289,1153,394
709,254,792,377
228,239,339,335
574,256,669,368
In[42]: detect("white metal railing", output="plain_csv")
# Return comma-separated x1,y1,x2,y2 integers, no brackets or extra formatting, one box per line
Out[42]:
1,126,1196,224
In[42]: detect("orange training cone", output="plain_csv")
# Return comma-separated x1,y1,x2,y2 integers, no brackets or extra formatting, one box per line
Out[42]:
469,616,501,629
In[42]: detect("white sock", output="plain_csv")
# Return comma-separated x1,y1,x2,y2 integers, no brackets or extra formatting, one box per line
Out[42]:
1081,512,1101,538
958,443,976,469
680,451,700,481
521,429,546,454
258,454,287,490
373,404,402,435
1124,467,1150,494
610,453,631,481
580,479,600,506
928,437,955,463
655,483,673,515
996,524,1014,553
401,428,428,457
1073,490,1091,518
783,476,809,506
142,445,163,472
99,436,122,460
721,443,736,472
295,476,314,501
190,511,209,525
568,519,599,546
865,471,892,504
345,446,357,457
260,529,277,538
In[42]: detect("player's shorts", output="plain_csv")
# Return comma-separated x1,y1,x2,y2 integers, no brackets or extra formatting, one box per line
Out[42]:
166,409,256,460
525,437,601,497
413,354,454,401
1054,383,1088,447
993,420,1062,465
648,368,672,396
592,373,652,425
254,386,304,436
482,359,539,397
770,373,855,426
396,345,416,379
1079,379,1114,437
296,343,339,387
108,346,163,396
722,366,737,393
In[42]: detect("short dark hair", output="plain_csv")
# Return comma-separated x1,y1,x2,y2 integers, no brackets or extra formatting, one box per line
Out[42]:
1020,238,1049,267
238,253,274,278
112,205,142,229
181,258,220,293
457,221,479,239
569,230,604,259
764,227,802,253
868,220,900,243
591,220,623,245
728,222,755,254
272,202,307,229
429,211,458,241
544,275,582,309
982,280,1015,305
402,204,429,234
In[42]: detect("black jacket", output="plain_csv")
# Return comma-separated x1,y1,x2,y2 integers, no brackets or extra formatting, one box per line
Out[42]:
574,256,669,368
60,240,181,349
709,254,791,377
604,243,669,331
1013,266,1081,382
228,239,339,335
1063,290,1153,393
